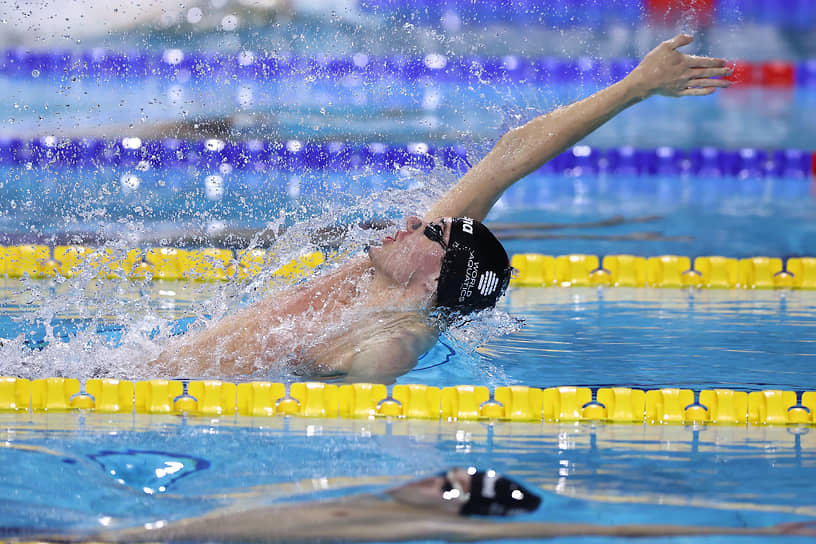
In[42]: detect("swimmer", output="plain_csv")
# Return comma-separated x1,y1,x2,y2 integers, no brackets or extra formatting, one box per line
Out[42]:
153,34,732,383
9,468,815,542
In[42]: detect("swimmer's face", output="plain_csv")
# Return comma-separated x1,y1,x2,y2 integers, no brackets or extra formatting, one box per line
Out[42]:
385,467,471,514
368,216,451,290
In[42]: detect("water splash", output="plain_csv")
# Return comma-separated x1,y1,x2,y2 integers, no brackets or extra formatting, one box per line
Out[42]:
0,161,517,381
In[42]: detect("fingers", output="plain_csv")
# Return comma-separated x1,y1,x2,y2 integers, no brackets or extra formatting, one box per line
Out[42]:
669,77,730,97
689,66,733,78
677,88,716,97
664,33,693,50
677,87,716,96
684,55,728,68
688,78,731,88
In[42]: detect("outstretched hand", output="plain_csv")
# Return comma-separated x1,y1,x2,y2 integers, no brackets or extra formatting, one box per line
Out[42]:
631,34,732,97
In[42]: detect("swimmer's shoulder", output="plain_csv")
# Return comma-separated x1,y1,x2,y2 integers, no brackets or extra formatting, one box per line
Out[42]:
344,312,439,382
307,310,438,383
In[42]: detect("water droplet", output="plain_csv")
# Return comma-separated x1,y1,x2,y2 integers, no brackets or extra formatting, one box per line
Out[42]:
204,175,224,200
186,7,203,24
221,14,239,31
120,173,141,191
31,69,40,78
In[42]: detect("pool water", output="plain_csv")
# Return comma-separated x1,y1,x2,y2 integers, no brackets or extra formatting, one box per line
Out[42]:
3,185,814,540
1,173,815,385
496,287,816,392
1,142,815,543
2,413,814,543
3,278,814,390
2,1,816,541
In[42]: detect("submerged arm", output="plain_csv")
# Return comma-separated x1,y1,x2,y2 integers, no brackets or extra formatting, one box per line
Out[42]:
41,516,816,542
425,34,731,222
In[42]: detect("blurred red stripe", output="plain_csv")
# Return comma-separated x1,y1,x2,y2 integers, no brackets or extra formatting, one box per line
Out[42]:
645,0,715,26
760,61,795,87
725,61,755,86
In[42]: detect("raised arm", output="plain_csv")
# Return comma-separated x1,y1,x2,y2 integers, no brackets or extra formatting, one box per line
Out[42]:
424,34,731,222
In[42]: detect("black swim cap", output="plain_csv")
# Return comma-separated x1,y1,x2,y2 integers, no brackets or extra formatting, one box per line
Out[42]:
461,470,541,517
436,217,512,314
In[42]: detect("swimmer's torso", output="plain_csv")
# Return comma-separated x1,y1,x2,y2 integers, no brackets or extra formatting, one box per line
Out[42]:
152,256,438,382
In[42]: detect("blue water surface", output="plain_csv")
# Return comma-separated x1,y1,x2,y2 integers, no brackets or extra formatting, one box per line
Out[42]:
2,2,816,541
1,414,814,543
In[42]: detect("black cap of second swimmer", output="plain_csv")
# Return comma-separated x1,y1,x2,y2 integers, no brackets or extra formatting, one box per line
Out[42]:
460,470,541,517
436,218,512,314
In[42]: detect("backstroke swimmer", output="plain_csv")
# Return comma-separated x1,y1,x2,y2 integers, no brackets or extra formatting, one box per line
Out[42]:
9,468,815,542
153,35,732,383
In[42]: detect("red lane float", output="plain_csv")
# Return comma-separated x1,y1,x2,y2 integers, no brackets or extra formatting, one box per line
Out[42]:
726,61,755,86
761,61,795,87
645,0,715,26
725,61,796,88
811,153,816,189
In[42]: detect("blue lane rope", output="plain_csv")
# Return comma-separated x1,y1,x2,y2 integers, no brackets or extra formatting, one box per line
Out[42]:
4,49,816,85
0,139,812,179
0,50,639,83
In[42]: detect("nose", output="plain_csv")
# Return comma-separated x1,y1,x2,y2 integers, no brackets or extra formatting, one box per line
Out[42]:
406,216,424,231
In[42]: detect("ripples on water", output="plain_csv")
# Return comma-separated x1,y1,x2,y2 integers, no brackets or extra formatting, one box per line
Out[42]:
2,416,814,536
489,287,816,391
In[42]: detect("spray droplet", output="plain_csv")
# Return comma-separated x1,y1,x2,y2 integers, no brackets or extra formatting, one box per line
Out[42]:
31,69,40,78
120,173,141,191
205,175,224,200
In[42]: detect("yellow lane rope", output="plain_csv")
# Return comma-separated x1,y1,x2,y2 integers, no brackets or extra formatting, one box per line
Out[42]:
1,378,814,426
1,244,815,289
